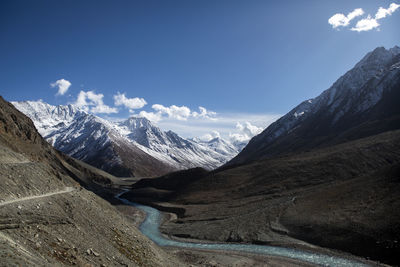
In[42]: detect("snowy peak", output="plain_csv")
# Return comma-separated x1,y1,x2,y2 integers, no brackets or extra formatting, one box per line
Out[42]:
228,46,400,165
355,46,400,71
13,100,81,122
12,100,241,176
205,137,239,156
389,45,400,55
121,116,155,130
12,100,86,137
119,117,170,149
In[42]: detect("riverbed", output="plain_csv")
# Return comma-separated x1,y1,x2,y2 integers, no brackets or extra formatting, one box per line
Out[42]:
116,193,372,267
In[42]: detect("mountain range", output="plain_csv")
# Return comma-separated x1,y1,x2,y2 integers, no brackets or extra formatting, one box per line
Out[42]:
124,45,400,265
229,46,400,165
12,101,243,177
0,96,184,266
3,44,400,265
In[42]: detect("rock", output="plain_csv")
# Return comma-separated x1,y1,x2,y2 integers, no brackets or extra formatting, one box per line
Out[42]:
89,248,100,257
86,249,91,255
17,205,22,209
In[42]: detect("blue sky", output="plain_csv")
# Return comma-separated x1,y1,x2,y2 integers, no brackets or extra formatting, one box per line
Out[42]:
1,0,399,140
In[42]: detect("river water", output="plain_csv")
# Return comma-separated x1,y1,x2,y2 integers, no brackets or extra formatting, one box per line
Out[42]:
117,194,371,267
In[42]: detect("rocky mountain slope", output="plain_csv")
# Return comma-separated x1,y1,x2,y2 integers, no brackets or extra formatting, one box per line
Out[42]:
124,46,400,265
0,96,184,266
229,46,400,165
131,130,400,265
12,101,240,177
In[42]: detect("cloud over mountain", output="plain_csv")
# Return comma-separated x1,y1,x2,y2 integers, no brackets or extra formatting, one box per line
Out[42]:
50,79,71,95
75,90,118,114
229,121,263,143
113,92,147,112
139,104,217,122
44,79,281,141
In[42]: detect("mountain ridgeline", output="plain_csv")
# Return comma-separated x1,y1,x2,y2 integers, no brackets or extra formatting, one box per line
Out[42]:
125,46,400,265
0,96,183,266
228,46,400,166
12,101,242,177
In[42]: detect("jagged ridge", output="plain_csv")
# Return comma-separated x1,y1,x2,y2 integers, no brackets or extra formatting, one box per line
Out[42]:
12,101,242,177
229,46,400,165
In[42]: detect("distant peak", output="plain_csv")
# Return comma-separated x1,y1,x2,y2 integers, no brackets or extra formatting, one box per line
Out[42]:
209,137,221,142
368,46,390,58
126,116,150,122
369,45,400,57
389,45,400,55
122,116,156,130
355,46,397,68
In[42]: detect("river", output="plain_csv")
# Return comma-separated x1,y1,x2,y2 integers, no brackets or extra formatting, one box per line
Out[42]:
116,193,371,267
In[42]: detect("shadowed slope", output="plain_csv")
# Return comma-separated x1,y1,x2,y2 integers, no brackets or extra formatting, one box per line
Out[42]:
0,96,182,266
229,46,400,166
127,130,400,265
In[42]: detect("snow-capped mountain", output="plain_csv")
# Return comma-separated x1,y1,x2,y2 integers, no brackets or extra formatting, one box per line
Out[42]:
12,100,240,177
191,137,240,158
115,116,239,170
11,100,81,137
229,46,400,165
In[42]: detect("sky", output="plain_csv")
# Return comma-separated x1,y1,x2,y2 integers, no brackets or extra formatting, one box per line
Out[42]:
0,0,399,141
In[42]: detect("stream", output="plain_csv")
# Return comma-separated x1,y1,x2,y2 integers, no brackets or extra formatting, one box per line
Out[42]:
116,193,371,267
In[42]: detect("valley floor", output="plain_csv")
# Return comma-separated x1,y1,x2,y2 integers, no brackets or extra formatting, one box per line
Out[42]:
122,130,400,266
114,197,319,267
113,179,380,267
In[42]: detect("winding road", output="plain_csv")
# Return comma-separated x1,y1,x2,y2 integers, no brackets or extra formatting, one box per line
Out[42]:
116,192,372,267
0,187,75,207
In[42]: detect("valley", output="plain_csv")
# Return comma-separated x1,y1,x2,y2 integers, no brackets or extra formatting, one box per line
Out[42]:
12,101,242,177
2,0,400,265
116,192,373,267
124,130,400,265
119,46,400,266
1,45,400,266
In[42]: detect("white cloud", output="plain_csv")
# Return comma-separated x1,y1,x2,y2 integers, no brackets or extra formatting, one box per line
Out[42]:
138,110,163,122
153,104,191,120
229,122,263,144
328,8,364,28
50,79,71,95
153,112,281,142
229,133,250,144
138,104,217,122
238,122,263,136
375,3,400,19
113,92,147,113
330,3,400,32
192,106,217,120
91,103,118,114
75,91,88,108
200,131,221,142
350,15,380,32
75,90,118,114
71,92,280,143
